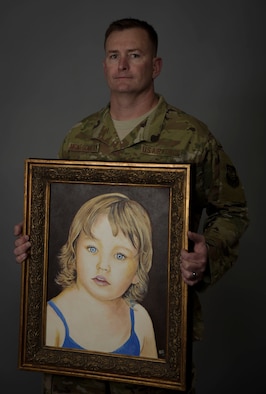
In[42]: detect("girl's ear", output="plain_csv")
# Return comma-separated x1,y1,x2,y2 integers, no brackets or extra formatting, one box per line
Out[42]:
131,273,139,285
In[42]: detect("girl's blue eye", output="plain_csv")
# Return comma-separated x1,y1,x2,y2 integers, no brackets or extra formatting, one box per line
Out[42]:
116,253,126,261
88,246,97,254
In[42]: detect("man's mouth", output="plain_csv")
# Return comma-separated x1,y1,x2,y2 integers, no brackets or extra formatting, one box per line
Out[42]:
114,75,132,79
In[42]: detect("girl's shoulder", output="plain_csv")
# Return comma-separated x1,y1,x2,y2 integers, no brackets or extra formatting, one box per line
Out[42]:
132,304,153,325
48,287,77,311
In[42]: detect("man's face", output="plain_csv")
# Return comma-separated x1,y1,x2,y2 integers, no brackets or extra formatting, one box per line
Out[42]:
103,28,161,95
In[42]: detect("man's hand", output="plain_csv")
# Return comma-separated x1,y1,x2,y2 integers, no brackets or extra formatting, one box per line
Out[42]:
180,231,208,286
13,222,31,263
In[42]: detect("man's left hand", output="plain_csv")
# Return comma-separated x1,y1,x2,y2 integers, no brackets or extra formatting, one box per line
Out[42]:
180,231,208,286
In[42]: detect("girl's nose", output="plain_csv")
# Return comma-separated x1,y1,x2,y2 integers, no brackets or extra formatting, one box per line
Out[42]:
96,257,110,272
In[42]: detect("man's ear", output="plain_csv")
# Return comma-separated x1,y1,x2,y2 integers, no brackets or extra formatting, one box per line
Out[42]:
152,56,163,79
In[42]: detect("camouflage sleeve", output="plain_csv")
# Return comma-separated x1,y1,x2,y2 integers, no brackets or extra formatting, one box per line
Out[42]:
196,138,249,289
57,123,81,159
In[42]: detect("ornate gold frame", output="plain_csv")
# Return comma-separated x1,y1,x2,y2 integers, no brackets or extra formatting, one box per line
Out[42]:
19,159,191,391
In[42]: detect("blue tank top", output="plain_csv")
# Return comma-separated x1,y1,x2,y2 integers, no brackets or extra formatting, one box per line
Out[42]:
48,300,141,356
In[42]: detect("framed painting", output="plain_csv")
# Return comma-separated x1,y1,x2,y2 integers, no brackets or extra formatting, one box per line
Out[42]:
19,159,191,391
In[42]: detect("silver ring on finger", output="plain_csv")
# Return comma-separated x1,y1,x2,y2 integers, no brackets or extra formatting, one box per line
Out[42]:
191,271,198,280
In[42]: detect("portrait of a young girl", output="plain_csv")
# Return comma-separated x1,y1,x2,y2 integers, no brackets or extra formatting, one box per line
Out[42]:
46,192,158,359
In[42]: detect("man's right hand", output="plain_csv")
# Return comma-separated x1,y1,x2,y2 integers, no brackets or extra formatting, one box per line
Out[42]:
13,222,31,263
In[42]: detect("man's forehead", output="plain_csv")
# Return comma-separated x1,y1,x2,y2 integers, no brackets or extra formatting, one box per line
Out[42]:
105,28,150,50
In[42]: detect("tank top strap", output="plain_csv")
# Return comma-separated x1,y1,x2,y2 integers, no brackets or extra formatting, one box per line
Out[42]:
48,300,70,336
130,306,135,328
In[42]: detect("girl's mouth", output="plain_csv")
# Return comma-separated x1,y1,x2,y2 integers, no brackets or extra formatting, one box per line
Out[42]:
92,275,110,286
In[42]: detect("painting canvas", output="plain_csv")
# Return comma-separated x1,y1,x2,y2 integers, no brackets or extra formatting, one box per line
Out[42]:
19,159,191,391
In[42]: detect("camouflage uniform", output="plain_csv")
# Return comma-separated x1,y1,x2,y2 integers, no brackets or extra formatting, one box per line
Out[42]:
43,95,249,393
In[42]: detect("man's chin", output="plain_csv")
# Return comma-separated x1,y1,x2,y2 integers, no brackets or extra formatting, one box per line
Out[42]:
110,82,135,93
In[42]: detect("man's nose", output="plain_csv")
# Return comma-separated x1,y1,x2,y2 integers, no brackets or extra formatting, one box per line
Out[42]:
118,56,129,70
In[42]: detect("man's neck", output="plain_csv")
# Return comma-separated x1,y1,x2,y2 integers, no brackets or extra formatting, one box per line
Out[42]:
110,90,158,121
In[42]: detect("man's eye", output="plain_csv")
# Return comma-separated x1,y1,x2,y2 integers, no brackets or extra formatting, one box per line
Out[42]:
115,253,126,261
109,54,118,59
130,53,140,58
87,246,97,254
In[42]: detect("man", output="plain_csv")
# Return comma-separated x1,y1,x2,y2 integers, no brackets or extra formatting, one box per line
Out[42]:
14,18,249,394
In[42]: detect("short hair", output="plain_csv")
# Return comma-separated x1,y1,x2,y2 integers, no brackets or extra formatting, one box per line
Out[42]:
104,17,158,56
55,192,153,304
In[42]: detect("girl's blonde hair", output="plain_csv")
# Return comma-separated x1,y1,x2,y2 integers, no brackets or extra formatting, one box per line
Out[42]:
55,192,153,303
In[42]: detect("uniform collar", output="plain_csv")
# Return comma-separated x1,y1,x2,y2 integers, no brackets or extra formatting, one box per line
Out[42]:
92,94,168,144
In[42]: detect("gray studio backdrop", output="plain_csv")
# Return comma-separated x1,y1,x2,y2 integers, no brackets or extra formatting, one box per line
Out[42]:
2,1,265,393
